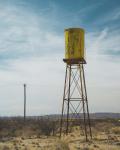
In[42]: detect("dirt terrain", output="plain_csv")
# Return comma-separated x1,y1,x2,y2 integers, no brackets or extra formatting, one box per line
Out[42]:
0,118,120,150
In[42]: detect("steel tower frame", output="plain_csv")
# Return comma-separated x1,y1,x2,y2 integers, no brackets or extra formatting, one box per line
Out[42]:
60,62,92,141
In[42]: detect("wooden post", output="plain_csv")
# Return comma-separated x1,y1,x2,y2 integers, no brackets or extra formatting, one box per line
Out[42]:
24,84,26,123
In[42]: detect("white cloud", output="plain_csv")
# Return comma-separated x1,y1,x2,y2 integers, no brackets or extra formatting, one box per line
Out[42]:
94,7,120,26
85,28,120,113
86,28,120,55
0,55,65,116
0,2,64,58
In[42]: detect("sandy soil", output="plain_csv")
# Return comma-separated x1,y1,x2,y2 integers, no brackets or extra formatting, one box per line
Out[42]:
0,120,120,150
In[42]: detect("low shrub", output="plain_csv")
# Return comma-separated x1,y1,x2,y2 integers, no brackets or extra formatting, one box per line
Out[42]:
55,140,70,150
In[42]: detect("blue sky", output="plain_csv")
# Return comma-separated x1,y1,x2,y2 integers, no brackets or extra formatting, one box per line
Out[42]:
0,0,120,116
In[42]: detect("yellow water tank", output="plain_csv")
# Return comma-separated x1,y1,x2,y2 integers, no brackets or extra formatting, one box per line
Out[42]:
65,28,85,61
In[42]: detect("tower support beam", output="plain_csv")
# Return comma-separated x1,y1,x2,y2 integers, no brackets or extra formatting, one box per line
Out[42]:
60,63,92,141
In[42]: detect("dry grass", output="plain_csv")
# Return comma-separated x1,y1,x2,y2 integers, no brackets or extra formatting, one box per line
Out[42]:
0,118,120,150
111,127,120,135
54,140,70,150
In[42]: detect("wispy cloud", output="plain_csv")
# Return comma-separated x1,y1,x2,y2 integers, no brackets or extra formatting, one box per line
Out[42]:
0,1,63,61
86,28,120,57
93,6,120,28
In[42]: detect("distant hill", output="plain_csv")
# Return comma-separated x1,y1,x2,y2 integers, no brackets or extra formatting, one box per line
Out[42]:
0,113,120,120
46,113,120,120
90,113,120,119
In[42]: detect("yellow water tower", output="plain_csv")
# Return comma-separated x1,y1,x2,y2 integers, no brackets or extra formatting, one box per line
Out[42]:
60,27,92,141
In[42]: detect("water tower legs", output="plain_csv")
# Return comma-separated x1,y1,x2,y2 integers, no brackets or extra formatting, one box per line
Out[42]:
60,64,92,141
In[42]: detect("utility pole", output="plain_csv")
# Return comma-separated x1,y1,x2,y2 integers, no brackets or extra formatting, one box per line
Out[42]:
24,84,26,123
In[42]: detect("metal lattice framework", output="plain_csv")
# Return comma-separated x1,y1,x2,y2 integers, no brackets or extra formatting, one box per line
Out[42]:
60,63,92,141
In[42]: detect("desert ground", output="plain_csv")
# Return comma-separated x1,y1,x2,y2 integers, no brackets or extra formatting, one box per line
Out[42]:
0,117,120,150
